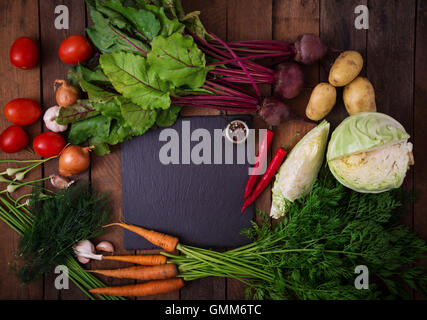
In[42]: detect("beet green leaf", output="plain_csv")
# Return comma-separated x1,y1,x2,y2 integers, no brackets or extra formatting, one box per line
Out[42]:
104,0,161,41
147,33,211,89
86,8,149,55
100,52,172,110
117,96,158,135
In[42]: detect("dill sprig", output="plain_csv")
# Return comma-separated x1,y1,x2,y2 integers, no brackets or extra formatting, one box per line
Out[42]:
164,168,427,300
13,183,110,285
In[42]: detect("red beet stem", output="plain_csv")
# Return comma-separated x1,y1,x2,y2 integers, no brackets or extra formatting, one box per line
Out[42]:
174,95,258,104
207,52,286,66
174,102,257,113
208,39,296,64
175,100,257,108
202,84,233,97
209,79,259,98
244,60,276,75
208,32,262,99
209,68,274,82
225,40,293,46
204,80,257,99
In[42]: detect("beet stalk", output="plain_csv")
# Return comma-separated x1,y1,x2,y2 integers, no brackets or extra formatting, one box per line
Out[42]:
209,33,328,66
191,32,305,100
209,61,304,100
172,80,300,127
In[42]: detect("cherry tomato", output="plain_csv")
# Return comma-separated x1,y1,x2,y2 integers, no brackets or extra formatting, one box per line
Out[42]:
58,35,93,65
10,36,39,69
4,98,42,126
33,132,66,157
0,125,29,153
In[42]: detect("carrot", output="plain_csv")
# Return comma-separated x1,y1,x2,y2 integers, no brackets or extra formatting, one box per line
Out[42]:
88,264,178,281
104,222,179,252
103,254,167,265
89,278,185,297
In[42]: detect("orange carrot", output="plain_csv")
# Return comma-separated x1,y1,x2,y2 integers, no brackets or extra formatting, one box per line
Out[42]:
89,278,185,297
88,264,178,281
103,255,167,265
104,222,179,252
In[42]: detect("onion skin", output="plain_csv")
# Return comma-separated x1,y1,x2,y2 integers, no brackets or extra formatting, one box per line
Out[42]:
54,80,79,107
59,145,94,177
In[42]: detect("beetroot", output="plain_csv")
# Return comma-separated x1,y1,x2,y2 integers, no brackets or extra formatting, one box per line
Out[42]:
294,34,328,65
273,62,304,100
258,96,299,126
208,61,304,100
202,33,327,66
172,80,299,127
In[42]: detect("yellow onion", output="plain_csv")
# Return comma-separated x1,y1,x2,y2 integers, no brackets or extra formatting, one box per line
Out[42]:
59,145,94,177
54,80,79,107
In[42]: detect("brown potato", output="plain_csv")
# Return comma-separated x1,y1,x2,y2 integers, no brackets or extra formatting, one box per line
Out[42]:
305,83,337,121
328,51,363,87
343,77,377,115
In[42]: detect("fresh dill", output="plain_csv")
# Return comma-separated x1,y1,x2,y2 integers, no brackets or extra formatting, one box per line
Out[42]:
13,183,110,284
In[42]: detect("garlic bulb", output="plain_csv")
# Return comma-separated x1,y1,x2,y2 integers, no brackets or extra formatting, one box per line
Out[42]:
43,106,68,133
73,240,102,264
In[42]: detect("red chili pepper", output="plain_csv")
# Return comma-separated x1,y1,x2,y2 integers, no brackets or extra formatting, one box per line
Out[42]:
243,129,274,198
241,147,287,213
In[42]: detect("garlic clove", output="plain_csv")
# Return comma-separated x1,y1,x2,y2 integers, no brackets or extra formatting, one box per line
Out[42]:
50,174,74,189
96,241,115,253
77,256,91,264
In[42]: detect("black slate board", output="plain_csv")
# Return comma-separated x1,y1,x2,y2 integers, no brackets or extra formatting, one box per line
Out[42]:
121,115,255,250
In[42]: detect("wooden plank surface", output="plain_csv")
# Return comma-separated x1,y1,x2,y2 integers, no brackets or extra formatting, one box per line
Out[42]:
38,0,89,300
179,0,227,300
226,0,273,300
271,0,319,215
0,0,43,300
180,0,225,118
91,146,138,297
367,0,416,298
414,0,427,300
0,0,425,300
320,0,367,128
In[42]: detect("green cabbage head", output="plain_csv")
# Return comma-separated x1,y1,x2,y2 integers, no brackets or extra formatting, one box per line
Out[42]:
270,120,330,219
327,112,413,193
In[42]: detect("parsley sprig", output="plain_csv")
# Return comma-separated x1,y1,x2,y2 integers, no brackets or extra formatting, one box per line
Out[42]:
164,169,427,300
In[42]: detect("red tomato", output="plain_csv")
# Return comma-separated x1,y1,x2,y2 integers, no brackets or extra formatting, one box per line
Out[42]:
58,35,93,65
10,36,39,69
4,98,42,126
0,125,29,153
33,132,66,157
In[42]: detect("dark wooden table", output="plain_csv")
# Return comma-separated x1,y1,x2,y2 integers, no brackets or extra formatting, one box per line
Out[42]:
0,0,426,300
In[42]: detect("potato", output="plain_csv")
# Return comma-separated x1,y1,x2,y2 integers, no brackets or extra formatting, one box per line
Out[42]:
305,83,337,121
343,77,376,115
328,51,363,87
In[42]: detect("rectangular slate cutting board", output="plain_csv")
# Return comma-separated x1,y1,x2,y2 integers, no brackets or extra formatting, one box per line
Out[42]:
121,115,255,250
